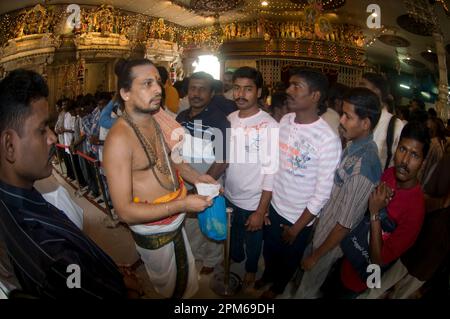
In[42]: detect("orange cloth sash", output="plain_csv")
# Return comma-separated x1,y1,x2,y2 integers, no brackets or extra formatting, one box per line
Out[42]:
133,173,186,226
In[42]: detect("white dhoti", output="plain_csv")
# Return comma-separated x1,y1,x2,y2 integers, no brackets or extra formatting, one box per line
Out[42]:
130,213,198,298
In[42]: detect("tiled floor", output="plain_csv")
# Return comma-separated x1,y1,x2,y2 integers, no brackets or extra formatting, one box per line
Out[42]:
36,169,275,299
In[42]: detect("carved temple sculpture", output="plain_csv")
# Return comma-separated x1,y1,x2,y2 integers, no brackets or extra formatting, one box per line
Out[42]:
0,2,368,101
0,4,182,105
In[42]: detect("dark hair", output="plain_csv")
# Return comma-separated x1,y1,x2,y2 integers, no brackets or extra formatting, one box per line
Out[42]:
232,66,263,89
362,72,389,103
64,98,75,113
189,72,214,92
399,121,430,158
181,77,189,96
114,58,155,103
173,81,184,97
174,77,189,98
81,94,96,113
212,80,224,94
271,92,287,109
398,105,410,121
409,109,429,123
427,107,437,118
411,98,425,110
273,81,287,93
156,66,169,85
327,82,349,115
289,67,329,114
428,117,447,142
260,86,269,100
0,69,49,135
55,98,63,110
96,92,111,104
83,93,95,106
328,83,349,104
343,87,381,130
224,71,234,77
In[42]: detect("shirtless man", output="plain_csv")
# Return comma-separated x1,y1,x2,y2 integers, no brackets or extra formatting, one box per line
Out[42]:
103,58,215,298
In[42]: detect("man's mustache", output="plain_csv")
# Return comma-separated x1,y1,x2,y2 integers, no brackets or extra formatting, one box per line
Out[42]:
150,95,162,104
235,98,248,103
396,164,410,174
339,124,346,132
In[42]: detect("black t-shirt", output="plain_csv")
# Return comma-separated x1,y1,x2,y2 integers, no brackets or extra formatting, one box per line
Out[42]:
176,104,230,165
209,95,237,116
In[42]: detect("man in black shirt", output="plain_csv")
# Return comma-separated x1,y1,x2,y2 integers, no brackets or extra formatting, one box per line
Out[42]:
0,69,127,299
176,71,230,274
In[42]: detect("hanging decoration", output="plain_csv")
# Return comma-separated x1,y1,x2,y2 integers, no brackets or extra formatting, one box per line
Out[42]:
171,0,243,17
304,2,322,25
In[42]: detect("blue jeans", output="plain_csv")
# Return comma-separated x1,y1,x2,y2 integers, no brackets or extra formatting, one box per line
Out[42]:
261,204,312,294
226,199,263,274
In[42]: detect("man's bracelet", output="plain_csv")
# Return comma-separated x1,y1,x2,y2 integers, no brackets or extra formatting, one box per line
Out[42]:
370,213,380,222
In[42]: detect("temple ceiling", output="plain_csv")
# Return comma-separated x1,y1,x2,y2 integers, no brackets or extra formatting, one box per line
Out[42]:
0,0,449,73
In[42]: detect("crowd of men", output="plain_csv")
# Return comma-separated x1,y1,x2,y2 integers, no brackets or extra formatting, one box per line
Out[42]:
0,59,449,300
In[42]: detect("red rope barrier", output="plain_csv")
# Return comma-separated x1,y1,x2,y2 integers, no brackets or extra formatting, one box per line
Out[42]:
75,150,97,164
56,143,69,150
55,144,102,167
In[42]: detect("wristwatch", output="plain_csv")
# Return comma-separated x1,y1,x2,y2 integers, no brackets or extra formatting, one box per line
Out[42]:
370,213,380,222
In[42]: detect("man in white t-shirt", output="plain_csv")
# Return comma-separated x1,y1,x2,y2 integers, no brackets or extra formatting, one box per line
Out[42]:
257,68,342,299
359,73,404,170
224,67,279,288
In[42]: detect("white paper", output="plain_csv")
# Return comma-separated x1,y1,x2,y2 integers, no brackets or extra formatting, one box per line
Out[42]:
195,183,220,198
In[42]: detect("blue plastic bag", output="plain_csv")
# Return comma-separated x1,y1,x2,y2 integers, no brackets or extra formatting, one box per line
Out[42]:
197,195,227,241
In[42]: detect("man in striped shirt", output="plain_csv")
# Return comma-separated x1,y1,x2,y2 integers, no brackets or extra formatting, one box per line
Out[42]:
257,68,342,299
293,87,382,298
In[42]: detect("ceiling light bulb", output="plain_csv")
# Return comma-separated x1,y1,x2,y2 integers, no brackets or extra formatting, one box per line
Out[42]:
261,1,269,6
